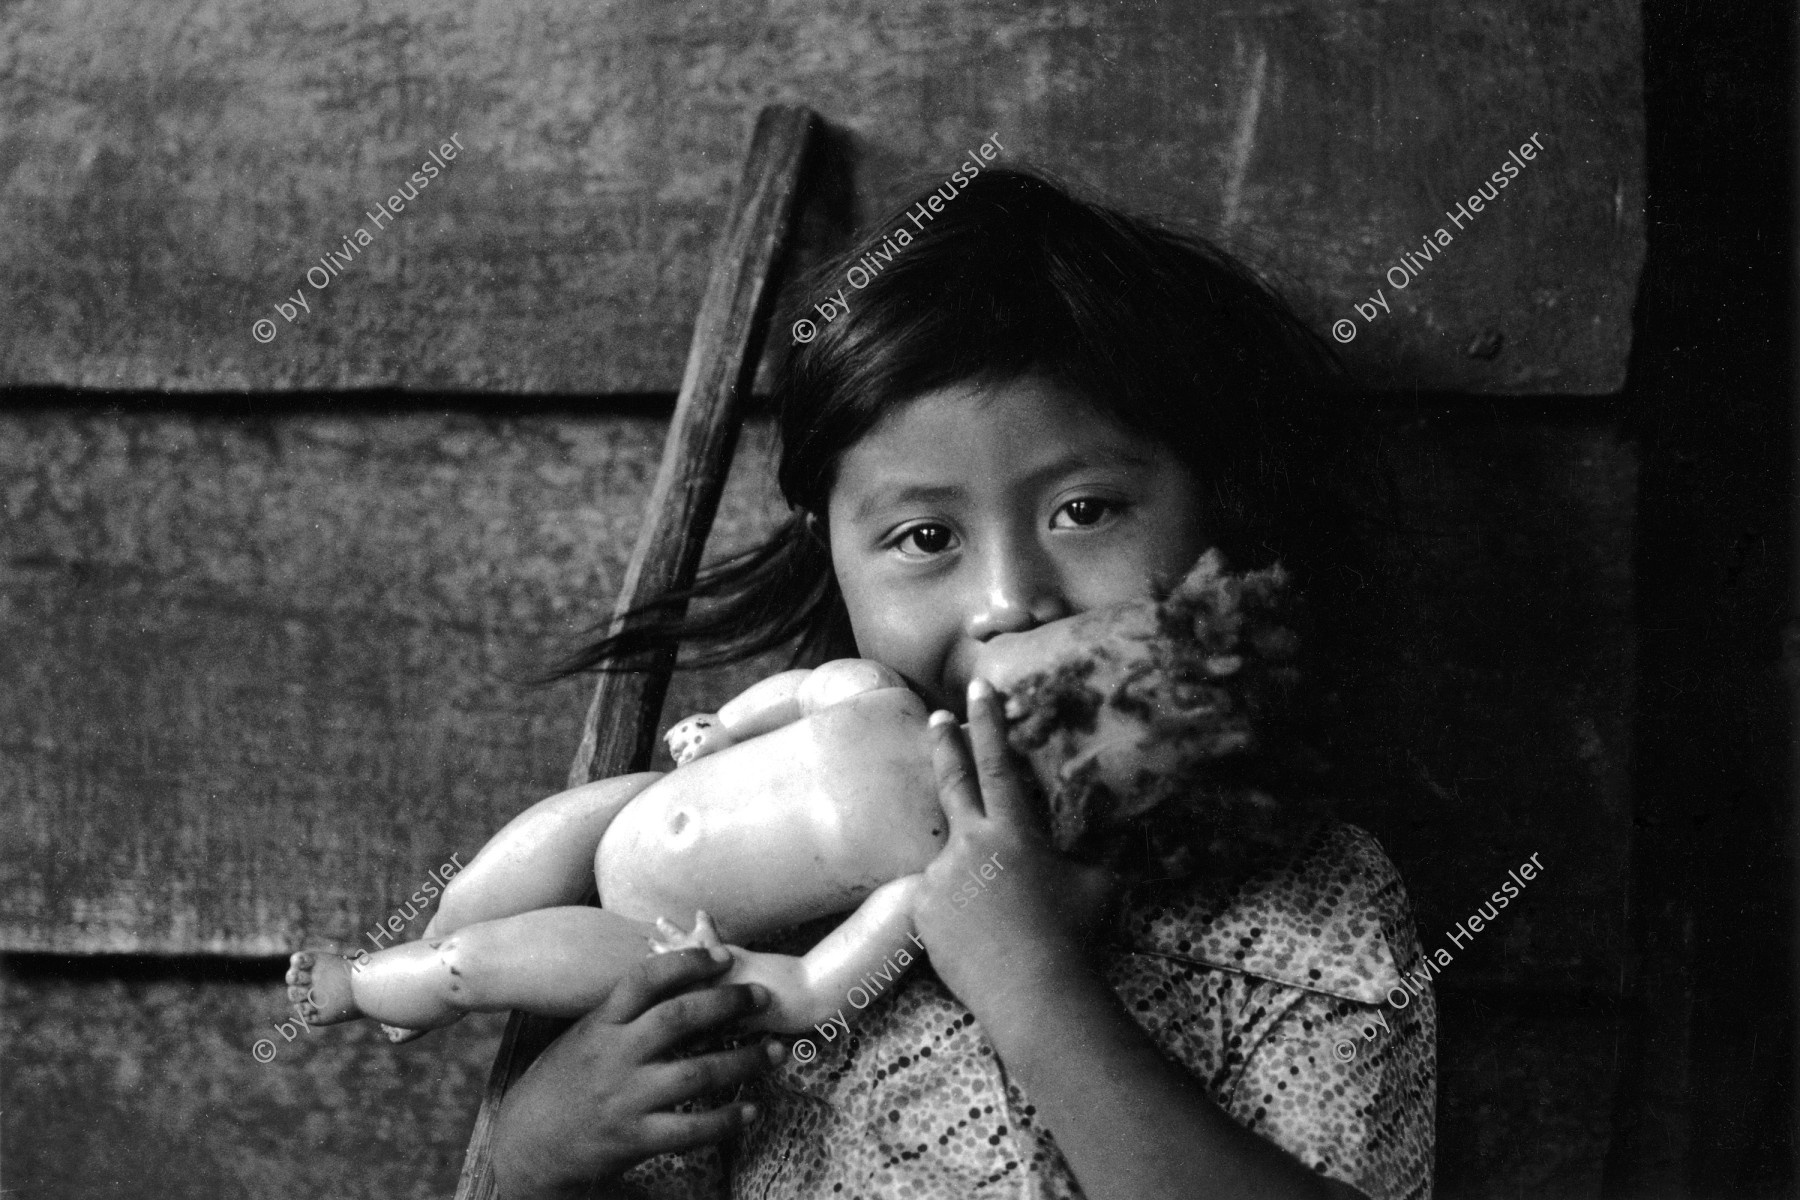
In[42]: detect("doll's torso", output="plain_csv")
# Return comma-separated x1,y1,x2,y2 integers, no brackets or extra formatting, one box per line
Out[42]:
595,688,944,942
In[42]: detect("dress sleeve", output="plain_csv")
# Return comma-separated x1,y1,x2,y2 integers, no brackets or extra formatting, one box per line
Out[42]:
1223,978,1436,1200
613,1145,731,1199
1107,822,1437,1200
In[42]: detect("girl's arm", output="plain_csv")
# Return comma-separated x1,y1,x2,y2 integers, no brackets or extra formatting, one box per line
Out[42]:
914,682,1367,1200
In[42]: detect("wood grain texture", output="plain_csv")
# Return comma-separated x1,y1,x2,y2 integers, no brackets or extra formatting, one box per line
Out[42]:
2,956,509,1200
0,406,1634,981
0,961,1616,1199
453,105,816,1200
0,410,791,955
0,0,1641,394
568,105,816,787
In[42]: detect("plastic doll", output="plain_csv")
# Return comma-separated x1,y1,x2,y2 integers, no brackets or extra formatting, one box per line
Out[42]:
286,549,1316,1041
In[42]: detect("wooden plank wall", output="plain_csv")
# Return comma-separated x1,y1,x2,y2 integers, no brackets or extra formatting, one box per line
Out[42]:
0,0,1639,394
0,402,1635,1199
0,410,789,954
0,405,1634,987
0,0,1653,1196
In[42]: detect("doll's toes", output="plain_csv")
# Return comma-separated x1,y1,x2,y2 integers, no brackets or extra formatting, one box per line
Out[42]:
285,951,313,995
285,950,360,1024
381,1023,431,1044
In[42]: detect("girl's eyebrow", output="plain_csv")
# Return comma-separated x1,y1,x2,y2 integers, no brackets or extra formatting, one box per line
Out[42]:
1024,446,1156,479
851,482,964,524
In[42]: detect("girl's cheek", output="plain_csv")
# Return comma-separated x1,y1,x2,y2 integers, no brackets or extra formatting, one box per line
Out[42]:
865,606,964,705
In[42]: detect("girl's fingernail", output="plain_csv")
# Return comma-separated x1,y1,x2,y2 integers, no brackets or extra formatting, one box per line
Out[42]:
764,1041,786,1064
708,944,732,963
928,709,956,729
740,1102,759,1124
968,678,994,703
747,983,772,1008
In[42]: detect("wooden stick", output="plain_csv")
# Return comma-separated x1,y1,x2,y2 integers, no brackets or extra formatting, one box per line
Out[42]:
452,103,819,1200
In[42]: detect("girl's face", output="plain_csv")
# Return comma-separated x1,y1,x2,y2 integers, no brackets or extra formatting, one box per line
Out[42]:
825,375,1211,714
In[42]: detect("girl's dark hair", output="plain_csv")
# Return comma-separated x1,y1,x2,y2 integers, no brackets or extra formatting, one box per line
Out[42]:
554,166,1390,679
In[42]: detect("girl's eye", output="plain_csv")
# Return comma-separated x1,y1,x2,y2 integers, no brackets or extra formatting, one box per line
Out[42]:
1052,498,1121,529
894,523,957,557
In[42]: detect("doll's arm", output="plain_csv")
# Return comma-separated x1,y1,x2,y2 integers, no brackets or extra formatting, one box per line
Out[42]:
659,874,927,1035
665,659,909,765
426,772,662,937
664,670,811,764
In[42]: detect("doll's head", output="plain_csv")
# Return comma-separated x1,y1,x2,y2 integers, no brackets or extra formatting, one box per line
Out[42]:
975,548,1333,882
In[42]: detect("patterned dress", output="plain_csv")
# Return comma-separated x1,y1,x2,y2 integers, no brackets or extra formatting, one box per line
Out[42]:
621,820,1435,1200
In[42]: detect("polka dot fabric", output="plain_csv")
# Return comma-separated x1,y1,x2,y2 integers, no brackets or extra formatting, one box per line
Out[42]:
621,821,1434,1200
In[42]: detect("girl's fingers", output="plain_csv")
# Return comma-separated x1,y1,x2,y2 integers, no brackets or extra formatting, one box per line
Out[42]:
635,1039,784,1112
962,678,1037,830
632,981,772,1062
929,709,985,824
636,1102,762,1157
599,947,732,1025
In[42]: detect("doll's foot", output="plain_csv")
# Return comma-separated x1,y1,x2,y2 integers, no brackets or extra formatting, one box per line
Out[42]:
649,909,728,956
286,951,361,1025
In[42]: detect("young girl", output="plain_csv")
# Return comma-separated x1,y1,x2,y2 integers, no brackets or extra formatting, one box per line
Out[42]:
491,168,1435,1200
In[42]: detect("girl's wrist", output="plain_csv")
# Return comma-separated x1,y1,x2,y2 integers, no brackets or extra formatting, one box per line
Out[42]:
964,934,1110,1063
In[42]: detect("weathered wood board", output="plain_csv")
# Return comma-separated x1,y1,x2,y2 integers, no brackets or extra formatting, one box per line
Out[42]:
0,0,1641,394
0,960,1615,1200
0,406,1633,992
0,410,790,956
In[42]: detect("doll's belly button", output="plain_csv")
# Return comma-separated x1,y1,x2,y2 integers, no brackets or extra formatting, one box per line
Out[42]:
668,811,690,836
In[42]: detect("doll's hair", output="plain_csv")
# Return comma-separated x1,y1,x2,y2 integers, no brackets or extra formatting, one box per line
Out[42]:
552,167,1391,678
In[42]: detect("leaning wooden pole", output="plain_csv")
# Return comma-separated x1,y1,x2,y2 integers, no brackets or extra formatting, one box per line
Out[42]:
453,103,819,1200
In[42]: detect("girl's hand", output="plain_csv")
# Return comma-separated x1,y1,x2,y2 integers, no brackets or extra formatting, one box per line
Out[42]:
491,947,782,1200
913,678,1119,1050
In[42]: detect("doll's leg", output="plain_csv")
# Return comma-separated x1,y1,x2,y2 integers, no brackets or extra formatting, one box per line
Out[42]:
425,772,662,937
291,906,661,1031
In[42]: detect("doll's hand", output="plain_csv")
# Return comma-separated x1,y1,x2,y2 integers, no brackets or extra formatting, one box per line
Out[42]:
491,947,782,1200
913,679,1119,1053
664,714,736,767
648,910,728,957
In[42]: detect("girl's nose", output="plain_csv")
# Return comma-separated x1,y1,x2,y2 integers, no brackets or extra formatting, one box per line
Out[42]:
966,550,1071,641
